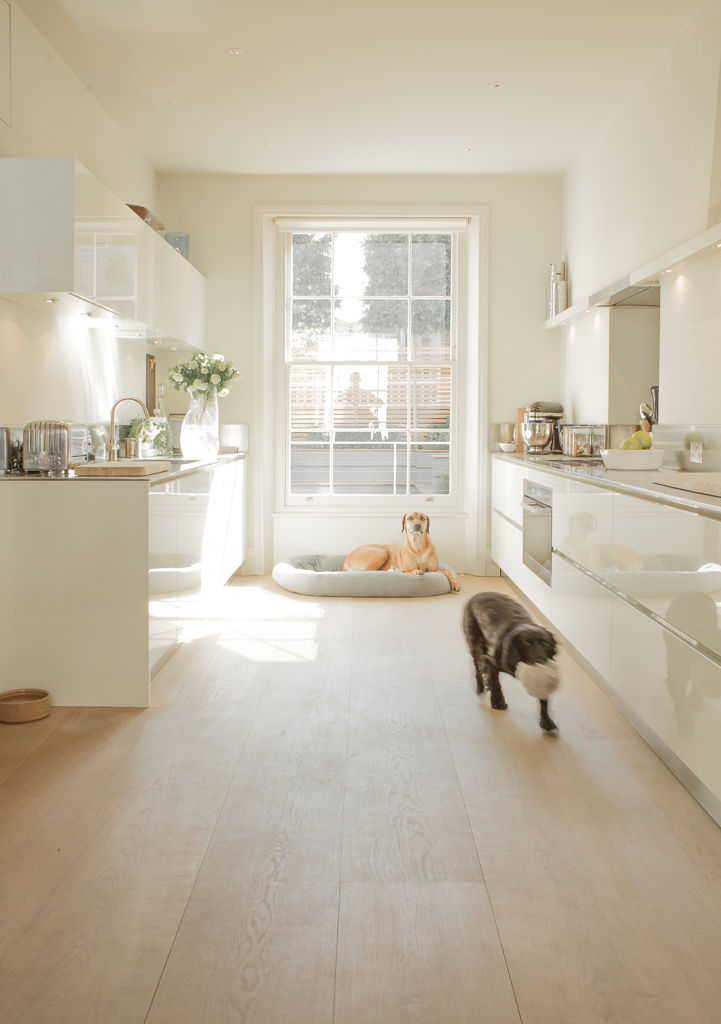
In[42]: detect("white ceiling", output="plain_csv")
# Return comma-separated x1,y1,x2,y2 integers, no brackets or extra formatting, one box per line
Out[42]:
15,0,705,176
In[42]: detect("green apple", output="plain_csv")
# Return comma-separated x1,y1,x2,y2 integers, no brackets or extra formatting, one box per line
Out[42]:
632,430,652,450
621,436,643,450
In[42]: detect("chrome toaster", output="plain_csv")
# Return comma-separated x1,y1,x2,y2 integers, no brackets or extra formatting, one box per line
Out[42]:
22,421,90,475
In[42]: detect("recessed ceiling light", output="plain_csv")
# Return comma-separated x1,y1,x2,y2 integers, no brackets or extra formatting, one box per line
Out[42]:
263,141,271,148
716,242,721,248
44,297,57,304
664,268,673,274
465,147,472,152
489,82,503,89
229,48,243,55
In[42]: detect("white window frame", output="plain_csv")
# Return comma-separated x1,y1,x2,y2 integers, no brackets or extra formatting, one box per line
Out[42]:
253,204,489,576
281,224,460,508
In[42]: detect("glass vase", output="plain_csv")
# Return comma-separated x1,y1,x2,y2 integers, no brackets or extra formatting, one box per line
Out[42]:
180,389,220,460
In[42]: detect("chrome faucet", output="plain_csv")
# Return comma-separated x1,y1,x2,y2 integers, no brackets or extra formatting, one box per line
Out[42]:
108,397,150,461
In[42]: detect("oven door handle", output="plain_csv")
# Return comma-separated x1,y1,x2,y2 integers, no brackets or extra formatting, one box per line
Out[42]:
522,500,551,515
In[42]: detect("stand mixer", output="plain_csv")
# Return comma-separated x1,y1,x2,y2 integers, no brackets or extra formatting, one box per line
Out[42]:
521,402,563,453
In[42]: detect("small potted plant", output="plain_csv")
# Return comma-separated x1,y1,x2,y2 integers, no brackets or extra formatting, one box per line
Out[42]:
126,416,174,458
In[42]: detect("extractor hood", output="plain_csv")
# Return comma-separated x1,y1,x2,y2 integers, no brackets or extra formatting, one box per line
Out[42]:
589,276,659,308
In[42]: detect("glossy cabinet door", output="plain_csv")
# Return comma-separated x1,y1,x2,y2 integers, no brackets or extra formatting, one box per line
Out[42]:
551,553,612,681
148,458,247,677
611,493,721,659
148,480,182,675
611,593,721,808
491,458,524,526
552,477,615,573
0,157,205,348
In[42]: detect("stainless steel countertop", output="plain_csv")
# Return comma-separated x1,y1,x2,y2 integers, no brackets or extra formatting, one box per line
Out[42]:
0,452,246,484
492,451,721,521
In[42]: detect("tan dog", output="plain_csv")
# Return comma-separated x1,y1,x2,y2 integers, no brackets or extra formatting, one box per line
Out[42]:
343,513,461,592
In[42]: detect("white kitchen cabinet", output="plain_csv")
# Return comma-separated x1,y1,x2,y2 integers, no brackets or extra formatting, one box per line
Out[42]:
491,457,524,527
611,592,721,810
0,157,205,349
492,453,721,822
551,553,612,681
0,457,245,706
552,477,615,572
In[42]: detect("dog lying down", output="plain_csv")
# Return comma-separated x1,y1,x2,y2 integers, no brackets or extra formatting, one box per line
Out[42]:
343,512,461,592
463,591,560,731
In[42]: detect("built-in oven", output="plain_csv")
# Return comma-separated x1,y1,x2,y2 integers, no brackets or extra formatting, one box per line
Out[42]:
522,479,552,585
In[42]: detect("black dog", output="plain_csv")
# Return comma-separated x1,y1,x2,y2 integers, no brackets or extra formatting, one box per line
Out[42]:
463,592,559,731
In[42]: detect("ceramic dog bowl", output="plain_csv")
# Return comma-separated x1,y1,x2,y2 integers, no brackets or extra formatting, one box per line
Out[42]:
0,688,51,724
498,442,517,453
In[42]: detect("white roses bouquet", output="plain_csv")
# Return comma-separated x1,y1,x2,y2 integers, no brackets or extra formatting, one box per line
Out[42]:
167,352,241,397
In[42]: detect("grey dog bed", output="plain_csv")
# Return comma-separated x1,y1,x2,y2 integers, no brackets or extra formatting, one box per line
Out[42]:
272,554,456,597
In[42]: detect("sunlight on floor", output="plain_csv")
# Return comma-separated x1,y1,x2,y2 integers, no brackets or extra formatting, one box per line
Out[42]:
151,579,329,661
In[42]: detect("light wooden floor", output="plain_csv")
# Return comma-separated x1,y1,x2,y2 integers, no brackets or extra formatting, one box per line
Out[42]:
2,574,721,1023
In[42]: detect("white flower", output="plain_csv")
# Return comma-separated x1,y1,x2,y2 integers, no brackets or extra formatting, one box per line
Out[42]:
218,360,226,371
210,373,221,385
219,388,229,397
195,381,209,391
191,378,202,389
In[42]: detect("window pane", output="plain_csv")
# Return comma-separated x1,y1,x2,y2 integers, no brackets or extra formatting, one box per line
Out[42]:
411,299,451,361
410,366,451,431
289,365,330,432
412,234,451,296
332,442,407,495
385,365,409,431
291,299,331,360
292,233,332,296
334,298,408,361
409,442,450,495
361,234,408,295
332,366,386,431
290,440,330,494
333,232,367,297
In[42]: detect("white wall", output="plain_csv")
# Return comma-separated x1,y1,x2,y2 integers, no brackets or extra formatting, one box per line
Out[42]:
562,310,612,424
0,4,160,428
157,173,563,572
562,0,721,430
565,0,721,302
659,249,721,422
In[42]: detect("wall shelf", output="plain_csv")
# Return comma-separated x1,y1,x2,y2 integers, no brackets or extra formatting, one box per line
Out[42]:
544,219,721,330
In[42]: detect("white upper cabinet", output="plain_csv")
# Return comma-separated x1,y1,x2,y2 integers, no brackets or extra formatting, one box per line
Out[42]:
0,157,205,349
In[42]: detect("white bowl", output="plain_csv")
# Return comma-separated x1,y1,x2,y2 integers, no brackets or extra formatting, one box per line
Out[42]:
498,442,517,453
600,448,664,470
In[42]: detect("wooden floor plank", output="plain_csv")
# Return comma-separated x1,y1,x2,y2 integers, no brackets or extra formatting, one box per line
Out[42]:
0,707,76,785
145,752,344,1024
334,882,522,1024
342,648,482,882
